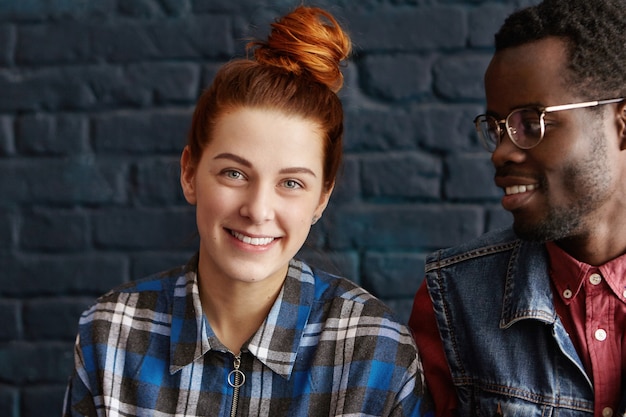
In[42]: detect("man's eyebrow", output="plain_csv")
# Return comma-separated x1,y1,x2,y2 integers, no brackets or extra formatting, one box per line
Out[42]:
486,102,545,118
214,153,317,177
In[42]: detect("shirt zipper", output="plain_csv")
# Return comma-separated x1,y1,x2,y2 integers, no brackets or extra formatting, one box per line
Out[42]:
228,354,245,417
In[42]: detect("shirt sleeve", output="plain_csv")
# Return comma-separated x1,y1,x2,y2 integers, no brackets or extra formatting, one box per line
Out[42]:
63,335,98,417
408,280,459,417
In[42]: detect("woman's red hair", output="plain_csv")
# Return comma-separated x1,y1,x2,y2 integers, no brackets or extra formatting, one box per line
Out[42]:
185,6,351,192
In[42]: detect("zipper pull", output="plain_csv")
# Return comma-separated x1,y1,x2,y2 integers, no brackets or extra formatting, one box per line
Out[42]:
227,354,246,388
493,402,503,417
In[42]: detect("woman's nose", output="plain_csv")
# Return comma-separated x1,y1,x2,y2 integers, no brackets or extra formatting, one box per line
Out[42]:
239,184,275,224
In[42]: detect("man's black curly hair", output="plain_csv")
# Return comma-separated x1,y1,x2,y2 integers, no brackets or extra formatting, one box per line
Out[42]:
494,0,626,99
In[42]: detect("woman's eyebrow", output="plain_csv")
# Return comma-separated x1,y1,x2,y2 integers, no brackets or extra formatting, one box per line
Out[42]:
214,153,317,177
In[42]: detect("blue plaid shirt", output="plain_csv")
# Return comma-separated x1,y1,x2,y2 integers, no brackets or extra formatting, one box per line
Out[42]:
64,256,432,416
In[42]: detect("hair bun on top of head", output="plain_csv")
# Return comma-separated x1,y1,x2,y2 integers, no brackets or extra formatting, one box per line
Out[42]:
247,6,351,94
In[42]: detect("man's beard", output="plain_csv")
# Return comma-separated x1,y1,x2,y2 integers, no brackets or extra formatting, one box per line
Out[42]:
513,135,610,243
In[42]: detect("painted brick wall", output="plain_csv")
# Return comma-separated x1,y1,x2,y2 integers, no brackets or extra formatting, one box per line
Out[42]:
0,0,538,415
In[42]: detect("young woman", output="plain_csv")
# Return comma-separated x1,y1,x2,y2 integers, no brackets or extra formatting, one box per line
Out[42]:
64,6,431,416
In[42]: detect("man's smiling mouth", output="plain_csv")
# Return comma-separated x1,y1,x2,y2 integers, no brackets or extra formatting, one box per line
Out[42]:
505,184,538,196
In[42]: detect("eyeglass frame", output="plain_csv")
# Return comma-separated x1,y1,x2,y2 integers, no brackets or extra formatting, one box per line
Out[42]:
473,97,624,152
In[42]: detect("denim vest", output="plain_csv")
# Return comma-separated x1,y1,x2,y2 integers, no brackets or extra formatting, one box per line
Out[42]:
424,227,626,416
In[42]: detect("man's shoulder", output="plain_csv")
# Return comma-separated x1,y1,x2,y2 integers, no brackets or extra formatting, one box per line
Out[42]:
425,226,521,269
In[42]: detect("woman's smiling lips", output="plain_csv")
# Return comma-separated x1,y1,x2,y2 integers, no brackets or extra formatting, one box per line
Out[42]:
229,230,277,246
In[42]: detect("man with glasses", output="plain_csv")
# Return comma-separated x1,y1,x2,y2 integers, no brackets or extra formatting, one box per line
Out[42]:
409,0,626,415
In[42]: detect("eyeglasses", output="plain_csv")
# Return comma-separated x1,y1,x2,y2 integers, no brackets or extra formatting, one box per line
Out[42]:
474,98,624,152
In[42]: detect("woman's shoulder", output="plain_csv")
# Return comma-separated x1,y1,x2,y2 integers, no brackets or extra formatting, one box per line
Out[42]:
78,261,193,327
305,262,409,332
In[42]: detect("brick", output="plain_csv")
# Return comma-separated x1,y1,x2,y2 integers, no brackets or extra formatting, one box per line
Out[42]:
85,66,151,108
0,25,13,66
348,7,466,52
0,64,198,111
93,109,193,154
415,104,486,153
200,62,226,90
302,220,326,249
125,63,201,104
468,4,515,48
16,22,92,65
329,204,484,251
361,153,441,199
91,16,234,62
0,341,73,384
0,253,128,296
335,63,357,107
363,252,425,298
118,0,160,17
85,64,200,108
131,251,196,279
192,0,278,13
136,157,186,205
433,53,492,100
0,157,127,205
0,116,14,156
0,67,95,112
0,386,18,417
22,385,68,417
93,207,197,250
296,249,359,285
118,0,191,17
16,113,88,155
19,209,89,251
23,297,93,341
344,108,417,152
381,298,414,324
0,208,15,248
487,205,513,232
0,0,115,21
445,153,501,200
0,300,20,341
360,54,432,101
330,156,360,204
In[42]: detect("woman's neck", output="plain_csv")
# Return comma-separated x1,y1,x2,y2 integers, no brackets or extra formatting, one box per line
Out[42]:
196,262,287,354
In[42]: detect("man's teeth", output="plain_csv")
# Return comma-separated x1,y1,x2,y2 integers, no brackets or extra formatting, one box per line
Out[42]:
505,184,537,195
231,231,274,246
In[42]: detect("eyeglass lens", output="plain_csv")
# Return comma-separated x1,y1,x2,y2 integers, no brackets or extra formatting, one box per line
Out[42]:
477,108,544,151
506,109,543,148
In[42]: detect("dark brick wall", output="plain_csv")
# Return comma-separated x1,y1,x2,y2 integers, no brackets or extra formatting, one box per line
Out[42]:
0,0,539,415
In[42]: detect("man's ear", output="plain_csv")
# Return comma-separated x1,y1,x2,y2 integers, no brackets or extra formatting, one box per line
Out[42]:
180,146,197,205
617,100,626,151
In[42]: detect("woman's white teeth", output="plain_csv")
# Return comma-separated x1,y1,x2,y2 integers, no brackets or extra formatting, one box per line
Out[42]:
231,231,274,246
505,184,537,195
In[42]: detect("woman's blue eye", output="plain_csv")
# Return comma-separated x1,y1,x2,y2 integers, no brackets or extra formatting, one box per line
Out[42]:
225,170,243,179
284,179,301,189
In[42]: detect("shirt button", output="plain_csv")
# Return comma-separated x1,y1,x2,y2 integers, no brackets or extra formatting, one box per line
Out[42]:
589,273,602,285
563,289,573,299
595,329,607,341
602,407,613,417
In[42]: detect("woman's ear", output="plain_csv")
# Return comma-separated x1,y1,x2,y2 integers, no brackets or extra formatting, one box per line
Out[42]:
180,146,197,205
312,182,335,223
617,100,626,151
